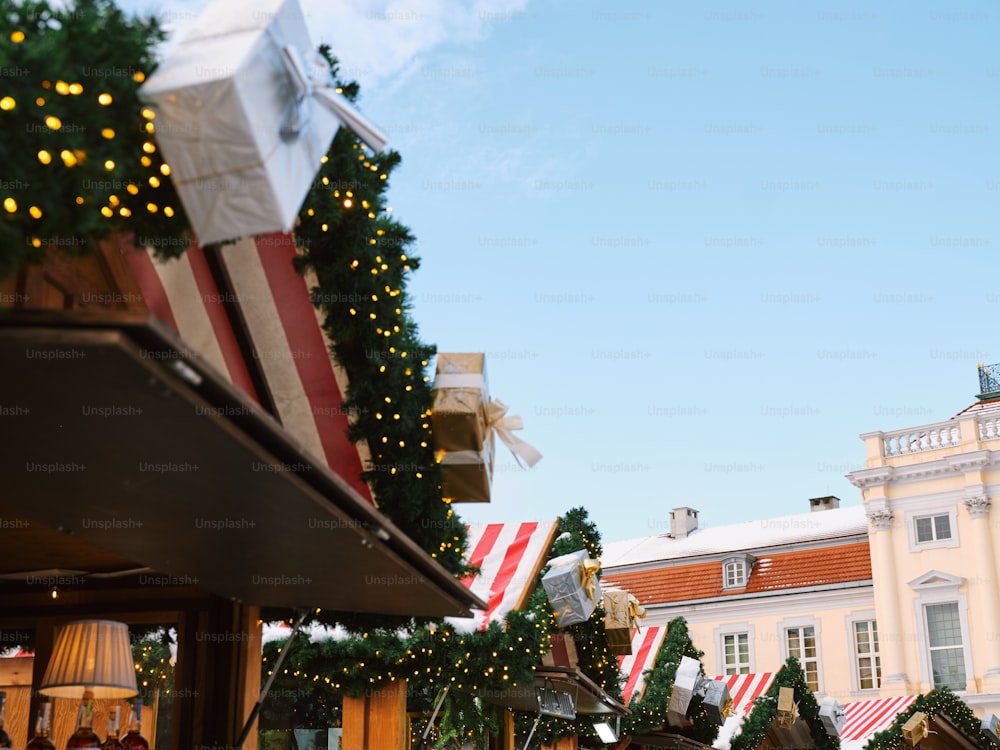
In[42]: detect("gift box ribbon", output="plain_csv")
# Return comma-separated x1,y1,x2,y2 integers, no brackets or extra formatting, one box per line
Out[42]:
627,594,646,623
578,558,601,603
279,44,388,152
722,697,735,719
486,399,542,468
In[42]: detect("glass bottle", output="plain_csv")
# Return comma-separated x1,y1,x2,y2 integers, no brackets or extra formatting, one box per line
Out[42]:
26,701,55,750
101,706,124,750
120,697,148,750
67,690,101,749
0,691,11,750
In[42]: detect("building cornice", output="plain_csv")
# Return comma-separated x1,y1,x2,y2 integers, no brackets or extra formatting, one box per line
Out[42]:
640,581,874,623
850,450,997,489
849,466,894,488
603,533,869,575
636,579,874,612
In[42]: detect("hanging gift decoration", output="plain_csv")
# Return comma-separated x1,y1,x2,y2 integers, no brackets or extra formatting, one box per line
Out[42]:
602,590,645,656
541,549,601,628
139,0,387,246
431,353,541,502
819,695,846,737
668,655,733,727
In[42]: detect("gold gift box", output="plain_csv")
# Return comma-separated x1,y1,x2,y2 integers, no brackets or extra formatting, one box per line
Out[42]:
603,589,634,656
432,353,489,454
439,433,495,503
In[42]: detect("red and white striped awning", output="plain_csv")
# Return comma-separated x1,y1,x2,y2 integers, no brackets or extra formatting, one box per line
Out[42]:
123,234,372,501
714,672,776,717
710,672,776,749
840,694,918,747
618,625,668,702
448,521,558,632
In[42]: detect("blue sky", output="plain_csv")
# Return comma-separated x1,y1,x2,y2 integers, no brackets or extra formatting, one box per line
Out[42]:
135,0,1000,542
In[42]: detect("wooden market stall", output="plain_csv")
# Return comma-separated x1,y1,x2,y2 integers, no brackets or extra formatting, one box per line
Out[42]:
0,237,486,749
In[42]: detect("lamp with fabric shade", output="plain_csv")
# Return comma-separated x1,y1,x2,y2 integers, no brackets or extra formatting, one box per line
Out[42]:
39,620,139,699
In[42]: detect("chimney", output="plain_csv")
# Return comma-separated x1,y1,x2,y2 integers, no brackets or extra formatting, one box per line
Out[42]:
809,496,840,513
670,507,699,539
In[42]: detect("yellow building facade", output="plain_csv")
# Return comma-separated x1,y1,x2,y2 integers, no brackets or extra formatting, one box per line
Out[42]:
849,391,1000,714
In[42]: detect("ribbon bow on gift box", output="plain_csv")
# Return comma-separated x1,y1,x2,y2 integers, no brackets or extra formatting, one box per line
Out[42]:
578,558,601,603
486,399,543,468
627,594,646,624
280,45,388,152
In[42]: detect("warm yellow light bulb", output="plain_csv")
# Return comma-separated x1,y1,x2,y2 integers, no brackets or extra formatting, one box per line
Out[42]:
148,176,160,188
10,30,25,43
160,164,171,176
343,198,353,208
164,206,174,217
35,96,44,106
68,83,83,95
126,184,139,195
0,96,14,110
100,206,113,218
145,122,154,133
60,150,78,167
146,203,158,213
101,128,115,139
3,197,17,213
54,81,69,95
44,115,62,129
142,142,155,153
140,156,151,167
98,93,112,105
119,207,131,217
28,206,42,218
133,72,146,83
104,160,115,171
108,195,120,206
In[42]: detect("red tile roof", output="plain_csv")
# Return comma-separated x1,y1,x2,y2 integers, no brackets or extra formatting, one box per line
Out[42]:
603,542,871,605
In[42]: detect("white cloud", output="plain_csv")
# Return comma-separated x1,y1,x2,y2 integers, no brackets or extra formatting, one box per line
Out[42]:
122,0,531,88
306,0,531,86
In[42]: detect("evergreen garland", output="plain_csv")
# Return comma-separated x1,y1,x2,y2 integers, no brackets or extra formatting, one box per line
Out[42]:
864,687,1000,750
730,657,838,750
0,0,190,278
261,508,629,748
279,48,468,581
2,2,472,609
622,616,720,747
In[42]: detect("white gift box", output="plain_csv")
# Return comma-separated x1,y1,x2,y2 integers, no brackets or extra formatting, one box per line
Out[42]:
541,550,601,628
819,696,846,737
668,655,701,716
140,0,386,246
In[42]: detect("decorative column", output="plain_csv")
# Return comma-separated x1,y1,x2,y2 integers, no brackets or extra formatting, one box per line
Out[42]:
866,509,911,694
963,496,1000,685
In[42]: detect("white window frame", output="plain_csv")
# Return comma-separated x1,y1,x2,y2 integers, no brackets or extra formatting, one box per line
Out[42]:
905,507,959,552
721,554,754,590
847,613,882,694
779,615,823,693
714,622,755,676
908,570,973,693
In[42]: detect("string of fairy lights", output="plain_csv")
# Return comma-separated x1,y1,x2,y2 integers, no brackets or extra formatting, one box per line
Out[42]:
1,8,191,274
3,12,720,747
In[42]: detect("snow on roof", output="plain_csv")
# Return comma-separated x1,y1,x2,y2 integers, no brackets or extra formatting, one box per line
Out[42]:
954,397,1000,417
602,505,867,569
